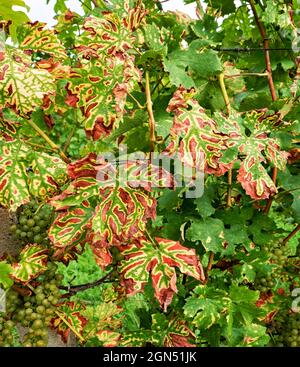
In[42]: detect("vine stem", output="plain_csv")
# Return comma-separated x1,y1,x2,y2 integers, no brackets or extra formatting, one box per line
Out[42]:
26,283,85,342
145,71,156,152
218,73,231,115
26,119,71,164
224,72,268,78
249,0,278,214
128,92,145,109
59,271,113,297
218,72,233,209
249,0,277,101
263,166,277,214
204,252,215,284
282,224,300,245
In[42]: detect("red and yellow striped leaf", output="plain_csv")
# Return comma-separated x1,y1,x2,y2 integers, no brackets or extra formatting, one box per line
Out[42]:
0,140,69,211
152,314,196,347
11,244,48,284
49,203,93,260
120,237,205,311
0,140,30,211
51,301,87,343
27,151,68,200
0,49,54,117
91,186,156,245
216,111,288,200
165,87,231,175
20,22,67,60
96,330,121,347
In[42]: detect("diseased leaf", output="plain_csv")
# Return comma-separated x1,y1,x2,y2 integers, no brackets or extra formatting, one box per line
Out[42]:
152,314,196,347
51,301,87,343
27,151,68,199
0,140,30,211
11,244,48,284
119,236,205,311
164,87,231,175
19,22,67,59
0,49,54,117
49,203,93,260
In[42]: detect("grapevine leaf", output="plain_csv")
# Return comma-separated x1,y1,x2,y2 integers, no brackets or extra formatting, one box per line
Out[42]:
0,140,30,211
27,151,68,199
0,0,30,42
96,330,121,347
0,261,13,289
120,330,152,347
51,301,87,343
151,314,196,347
11,244,48,284
19,22,67,60
119,236,205,311
187,217,225,253
49,203,94,260
0,49,54,117
164,87,231,175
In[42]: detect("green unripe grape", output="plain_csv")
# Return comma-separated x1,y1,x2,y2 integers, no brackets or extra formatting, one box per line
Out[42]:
32,319,44,330
23,342,32,347
10,224,17,232
36,293,45,303
33,234,43,243
27,219,35,227
19,216,27,225
55,274,64,282
38,220,47,228
25,308,33,315
36,305,45,314
36,339,47,347
4,320,14,329
33,226,41,234
2,329,10,337
42,299,50,307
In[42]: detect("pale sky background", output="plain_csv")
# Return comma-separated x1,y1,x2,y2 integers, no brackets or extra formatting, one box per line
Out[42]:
17,0,198,26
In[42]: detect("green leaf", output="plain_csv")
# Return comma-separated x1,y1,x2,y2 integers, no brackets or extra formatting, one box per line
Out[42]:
194,183,216,218
164,45,222,87
187,217,225,253
0,0,30,42
0,261,13,289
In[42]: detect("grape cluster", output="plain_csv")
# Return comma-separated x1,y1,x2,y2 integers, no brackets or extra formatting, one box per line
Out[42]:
255,275,276,292
0,290,22,347
0,318,16,347
273,312,300,347
10,200,53,246
0,263,63,347
270,246,290,266
20,263,63,347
